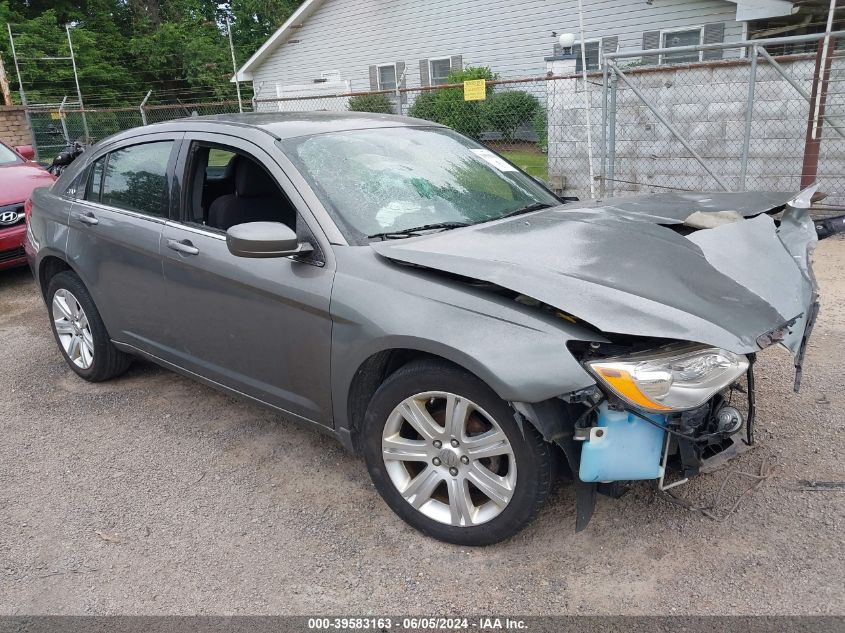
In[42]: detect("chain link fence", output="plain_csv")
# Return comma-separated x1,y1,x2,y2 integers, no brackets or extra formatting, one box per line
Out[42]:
598,31,845,212
253,76,558,185
23,31,845,217
26,100,247,161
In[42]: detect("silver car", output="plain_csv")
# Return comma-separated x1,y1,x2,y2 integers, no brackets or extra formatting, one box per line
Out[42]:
26,112,823,545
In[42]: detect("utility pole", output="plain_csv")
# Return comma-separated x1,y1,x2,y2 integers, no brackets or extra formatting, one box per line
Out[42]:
226,17,243,113
6,23,37,159
801,0,837,188
65,23,89,142
0,53,12,106
6,23,27,107
576,0,596,198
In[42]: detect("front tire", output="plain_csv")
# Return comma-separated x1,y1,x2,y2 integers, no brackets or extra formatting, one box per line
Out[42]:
47,271,131,382
362,360,553,545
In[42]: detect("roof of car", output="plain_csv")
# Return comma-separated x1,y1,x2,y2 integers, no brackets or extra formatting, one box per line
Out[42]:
138,111,443,141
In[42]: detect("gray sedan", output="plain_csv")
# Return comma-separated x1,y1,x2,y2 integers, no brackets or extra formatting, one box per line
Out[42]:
26,112,822,545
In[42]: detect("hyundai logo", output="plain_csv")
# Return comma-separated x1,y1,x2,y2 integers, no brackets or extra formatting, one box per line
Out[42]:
0,211,21,226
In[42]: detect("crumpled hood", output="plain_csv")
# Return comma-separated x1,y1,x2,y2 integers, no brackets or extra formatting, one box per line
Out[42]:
592,190,796,224
371,192,818,355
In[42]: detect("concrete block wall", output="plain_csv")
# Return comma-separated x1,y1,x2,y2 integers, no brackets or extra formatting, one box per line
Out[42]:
547,55,845,206
0,107,33,149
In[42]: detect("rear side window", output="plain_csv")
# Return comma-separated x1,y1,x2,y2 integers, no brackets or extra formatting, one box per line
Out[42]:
100,141,174,217
85,158,105,202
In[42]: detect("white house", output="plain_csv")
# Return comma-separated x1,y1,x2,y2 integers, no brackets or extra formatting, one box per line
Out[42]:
233,0,817,102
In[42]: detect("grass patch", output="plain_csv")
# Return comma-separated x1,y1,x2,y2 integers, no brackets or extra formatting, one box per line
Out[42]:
500,149,548,181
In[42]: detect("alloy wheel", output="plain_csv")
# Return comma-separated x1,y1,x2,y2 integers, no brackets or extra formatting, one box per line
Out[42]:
381,391,517,527
52,288,94,369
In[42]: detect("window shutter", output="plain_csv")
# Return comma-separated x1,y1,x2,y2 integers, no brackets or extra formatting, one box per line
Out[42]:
450,54,463,72
642,30,660,65
601,36,619,57
419,59,430,87
369,65,378,91
396,61,407,103
702,22,725,60
574,44,583,73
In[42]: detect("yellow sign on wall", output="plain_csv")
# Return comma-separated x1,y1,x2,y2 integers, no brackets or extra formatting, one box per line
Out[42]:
463,79,486,101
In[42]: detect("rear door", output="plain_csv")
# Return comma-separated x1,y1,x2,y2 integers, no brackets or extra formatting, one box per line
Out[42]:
159,132,335,426
66,133,182,355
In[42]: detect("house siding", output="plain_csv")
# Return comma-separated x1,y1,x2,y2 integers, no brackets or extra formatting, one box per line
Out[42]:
250,0,744,98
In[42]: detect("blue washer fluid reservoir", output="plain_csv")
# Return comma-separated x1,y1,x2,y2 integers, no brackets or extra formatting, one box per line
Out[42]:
579,402,668,482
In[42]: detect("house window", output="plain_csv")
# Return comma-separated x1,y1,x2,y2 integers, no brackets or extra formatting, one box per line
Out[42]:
574,41,601,72
378,64,397,90
661,28,703,64
429,58,452,86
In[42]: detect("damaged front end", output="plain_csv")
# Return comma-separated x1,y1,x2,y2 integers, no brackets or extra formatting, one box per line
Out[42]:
551,338,761,530
541,187,828,530
373,184,834,531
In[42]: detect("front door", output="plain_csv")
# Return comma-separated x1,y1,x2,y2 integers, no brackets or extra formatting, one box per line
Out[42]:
66,134,181,354
159,134,335,426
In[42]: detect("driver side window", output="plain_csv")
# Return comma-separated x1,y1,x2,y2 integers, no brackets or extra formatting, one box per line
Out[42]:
184,142,297,234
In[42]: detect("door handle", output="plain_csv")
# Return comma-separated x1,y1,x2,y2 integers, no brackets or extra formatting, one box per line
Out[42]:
167,238,199,256
75,211,99,226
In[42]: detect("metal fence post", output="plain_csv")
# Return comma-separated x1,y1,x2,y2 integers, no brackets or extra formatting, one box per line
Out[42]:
65,24,89,143
6,23,37,160
226,17,243,114
607,60,729,192
600,61,609,197
739,44,757,191
757,46,845,140
58,95,69,143
607,69,618,197
139,90,151,126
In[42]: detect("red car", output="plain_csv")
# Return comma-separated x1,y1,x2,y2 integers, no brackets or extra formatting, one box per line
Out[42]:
0,141,55,270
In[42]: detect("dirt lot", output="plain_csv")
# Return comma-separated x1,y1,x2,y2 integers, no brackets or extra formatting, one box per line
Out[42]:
0,240,843,616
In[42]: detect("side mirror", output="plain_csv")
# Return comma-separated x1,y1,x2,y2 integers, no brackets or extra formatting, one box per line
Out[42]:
226,221,313,258
15,145,35,160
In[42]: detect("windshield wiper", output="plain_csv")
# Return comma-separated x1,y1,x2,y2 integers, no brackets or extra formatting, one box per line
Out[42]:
368,222,470,240
498,202,554,220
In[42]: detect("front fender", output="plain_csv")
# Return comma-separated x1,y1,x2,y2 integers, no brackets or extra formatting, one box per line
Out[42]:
329,248,604,435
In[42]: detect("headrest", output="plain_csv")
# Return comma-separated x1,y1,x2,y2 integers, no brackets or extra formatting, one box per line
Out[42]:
223,154,238,179
235,158,279,198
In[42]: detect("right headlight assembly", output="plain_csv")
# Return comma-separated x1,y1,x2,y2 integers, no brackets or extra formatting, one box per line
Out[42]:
587,345,749,412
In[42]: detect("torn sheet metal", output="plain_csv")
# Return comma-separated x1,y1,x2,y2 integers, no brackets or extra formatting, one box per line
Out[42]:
595,190,796,224
371,191,818,361
685,210,816,355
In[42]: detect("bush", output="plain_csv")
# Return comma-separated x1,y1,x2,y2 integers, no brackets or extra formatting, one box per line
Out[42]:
532,108,548,153
347,93,395,114
483,91,539,142
408,91,438,121
430,66,498,139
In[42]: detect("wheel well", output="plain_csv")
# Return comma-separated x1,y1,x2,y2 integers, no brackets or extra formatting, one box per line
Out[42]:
38,256,72,300
346,349,462,450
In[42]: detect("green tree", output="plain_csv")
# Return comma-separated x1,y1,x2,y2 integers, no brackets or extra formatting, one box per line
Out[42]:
226,0,301,65
408,91,438,121
431,66,497,139
348,93,394,114
483,90,539,142
532,108,548,152
0,0,302,108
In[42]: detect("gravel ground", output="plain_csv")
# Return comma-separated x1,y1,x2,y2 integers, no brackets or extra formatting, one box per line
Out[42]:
0,239,843,616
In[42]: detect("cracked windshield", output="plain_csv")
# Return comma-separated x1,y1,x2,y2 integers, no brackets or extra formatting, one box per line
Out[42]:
280,127,559,241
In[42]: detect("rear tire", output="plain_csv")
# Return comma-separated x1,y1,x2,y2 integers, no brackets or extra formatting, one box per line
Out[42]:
47,271,131,382
362,360,554,545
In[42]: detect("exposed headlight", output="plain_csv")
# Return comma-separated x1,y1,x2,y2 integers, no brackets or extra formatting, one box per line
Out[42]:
587,346,749,412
